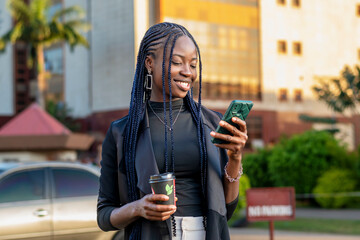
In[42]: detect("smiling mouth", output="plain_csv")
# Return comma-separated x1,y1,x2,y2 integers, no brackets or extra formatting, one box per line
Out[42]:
174,80,191,91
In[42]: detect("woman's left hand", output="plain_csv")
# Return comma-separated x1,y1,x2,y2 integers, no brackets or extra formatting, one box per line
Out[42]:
210,117,248,162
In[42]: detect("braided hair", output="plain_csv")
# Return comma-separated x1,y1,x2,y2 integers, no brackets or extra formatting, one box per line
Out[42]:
124,22,207,239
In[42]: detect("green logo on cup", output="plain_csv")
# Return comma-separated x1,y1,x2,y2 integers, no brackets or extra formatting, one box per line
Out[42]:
166,184,173,195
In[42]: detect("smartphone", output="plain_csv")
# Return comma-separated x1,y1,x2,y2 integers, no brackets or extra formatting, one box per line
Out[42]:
211,100,253,144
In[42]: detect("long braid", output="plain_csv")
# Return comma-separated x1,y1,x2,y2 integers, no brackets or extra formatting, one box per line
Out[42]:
167,34,181,172
160,30,181,171
178,25,208,230
167,34,182,238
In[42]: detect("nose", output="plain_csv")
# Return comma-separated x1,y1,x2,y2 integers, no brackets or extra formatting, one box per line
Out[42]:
180,64,192,77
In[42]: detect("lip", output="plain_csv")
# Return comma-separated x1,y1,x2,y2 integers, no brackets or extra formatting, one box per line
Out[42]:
174,79,191,92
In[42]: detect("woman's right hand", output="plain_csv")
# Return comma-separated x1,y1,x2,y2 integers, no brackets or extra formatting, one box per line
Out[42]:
135,194,177,221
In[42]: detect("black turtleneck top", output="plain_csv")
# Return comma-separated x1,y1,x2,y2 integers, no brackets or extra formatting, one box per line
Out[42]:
147,99,203,216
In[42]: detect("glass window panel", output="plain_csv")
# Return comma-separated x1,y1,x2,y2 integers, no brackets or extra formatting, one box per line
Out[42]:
53,168,99,198
44,47,63,74
160,3,260,100
0,169,45,203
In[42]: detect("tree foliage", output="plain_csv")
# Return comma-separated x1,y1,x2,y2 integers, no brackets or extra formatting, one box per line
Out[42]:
268,131,355,194
0,0,90,107
229,174,251,224
0,0,90,53
313,66,360,114
242,148,274,188
46,100,80,131
313,169,358,208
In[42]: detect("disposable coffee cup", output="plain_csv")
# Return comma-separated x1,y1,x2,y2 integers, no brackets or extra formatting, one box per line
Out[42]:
149,172,176,205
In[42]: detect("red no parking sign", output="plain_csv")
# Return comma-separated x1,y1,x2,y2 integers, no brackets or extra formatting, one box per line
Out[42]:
246,187,296,240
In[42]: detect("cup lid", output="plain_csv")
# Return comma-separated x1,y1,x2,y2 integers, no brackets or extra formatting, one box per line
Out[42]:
149,172,175,181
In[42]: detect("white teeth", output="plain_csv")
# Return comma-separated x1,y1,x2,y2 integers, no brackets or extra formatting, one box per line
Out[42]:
179,82,189,87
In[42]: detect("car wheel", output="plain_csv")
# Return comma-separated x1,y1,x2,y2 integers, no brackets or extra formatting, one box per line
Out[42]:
112,230,124,240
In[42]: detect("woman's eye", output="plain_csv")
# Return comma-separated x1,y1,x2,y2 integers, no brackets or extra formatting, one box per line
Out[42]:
172,61,181,65
190,65,196,69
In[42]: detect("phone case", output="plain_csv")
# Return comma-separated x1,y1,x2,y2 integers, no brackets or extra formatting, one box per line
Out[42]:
211,100,253,144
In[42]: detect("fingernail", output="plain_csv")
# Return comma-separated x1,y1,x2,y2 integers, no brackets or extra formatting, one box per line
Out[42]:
210,131,215,136
232,117,236,122
220,121,225,126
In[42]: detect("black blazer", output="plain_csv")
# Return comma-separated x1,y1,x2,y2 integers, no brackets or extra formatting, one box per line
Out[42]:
97,104,238,240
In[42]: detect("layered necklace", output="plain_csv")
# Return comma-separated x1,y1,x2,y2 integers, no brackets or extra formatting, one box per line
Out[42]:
148,101,183,131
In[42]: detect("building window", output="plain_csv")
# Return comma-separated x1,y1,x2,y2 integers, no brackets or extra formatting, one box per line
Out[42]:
44,46,64,103
278,40,287,54
357,5,360,17
292,0,301,7
294,89,302,102
293,42,302,55
246,116,263,150
279,88,288,101
277,0,286,5
159,1,261,101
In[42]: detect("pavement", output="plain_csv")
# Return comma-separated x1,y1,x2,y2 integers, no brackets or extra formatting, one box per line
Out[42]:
229,228,360,240
229,208,360,240
294,208,360,220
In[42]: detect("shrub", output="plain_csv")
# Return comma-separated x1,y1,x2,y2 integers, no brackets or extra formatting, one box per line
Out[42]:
242,148,273,187
313,169,358,208
230,174,251,221
267,130,352,194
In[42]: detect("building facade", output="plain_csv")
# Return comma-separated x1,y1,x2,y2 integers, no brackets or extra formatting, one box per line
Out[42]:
0,0,359,149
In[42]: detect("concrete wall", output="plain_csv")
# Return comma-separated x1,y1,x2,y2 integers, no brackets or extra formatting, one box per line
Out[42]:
63,0,136,116
0,0,13,115
90,0,135,112
259,0,360,115
64,0,91,118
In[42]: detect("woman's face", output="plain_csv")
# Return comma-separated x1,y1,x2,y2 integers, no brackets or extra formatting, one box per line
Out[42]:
145,35,198,102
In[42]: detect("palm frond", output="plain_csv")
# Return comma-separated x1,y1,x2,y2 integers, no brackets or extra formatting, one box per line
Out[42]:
341,66,355,87
355,66,360,99
30,0,49,21
62,20,91,32
6,0,31,22
71,31,89,49
52,5,85,22
10,22,24,43
0,30,12,51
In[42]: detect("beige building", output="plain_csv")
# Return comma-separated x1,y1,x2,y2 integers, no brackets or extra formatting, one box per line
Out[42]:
135,0,360,149
0,0,359,149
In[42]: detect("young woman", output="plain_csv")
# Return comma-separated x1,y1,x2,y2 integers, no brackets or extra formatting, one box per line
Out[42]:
97,22,248,240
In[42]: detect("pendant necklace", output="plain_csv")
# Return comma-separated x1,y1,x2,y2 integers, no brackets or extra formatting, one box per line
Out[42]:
148,101,183,131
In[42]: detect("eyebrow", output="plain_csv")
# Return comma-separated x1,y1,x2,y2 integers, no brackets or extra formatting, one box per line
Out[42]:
173,53,198,61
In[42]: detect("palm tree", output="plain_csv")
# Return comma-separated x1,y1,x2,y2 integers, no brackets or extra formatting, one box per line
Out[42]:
0,0,90,108
313,65,360,115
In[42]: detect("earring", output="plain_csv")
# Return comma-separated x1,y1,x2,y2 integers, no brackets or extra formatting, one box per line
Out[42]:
144,69,152,102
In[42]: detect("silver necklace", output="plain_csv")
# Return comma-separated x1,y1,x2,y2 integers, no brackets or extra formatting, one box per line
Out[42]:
148,101,183,131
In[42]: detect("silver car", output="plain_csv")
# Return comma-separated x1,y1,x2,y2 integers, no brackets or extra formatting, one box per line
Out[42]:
0,162,123,240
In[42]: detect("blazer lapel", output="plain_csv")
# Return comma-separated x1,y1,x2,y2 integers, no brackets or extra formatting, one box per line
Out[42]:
202,113,227,216
134,106,172,238
135,106,159,196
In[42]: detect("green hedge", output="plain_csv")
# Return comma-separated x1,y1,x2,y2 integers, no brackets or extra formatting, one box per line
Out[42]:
243,148,274,188
313,169,358,208
230,174,251,221
267,131,355,194
243,130,358,194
